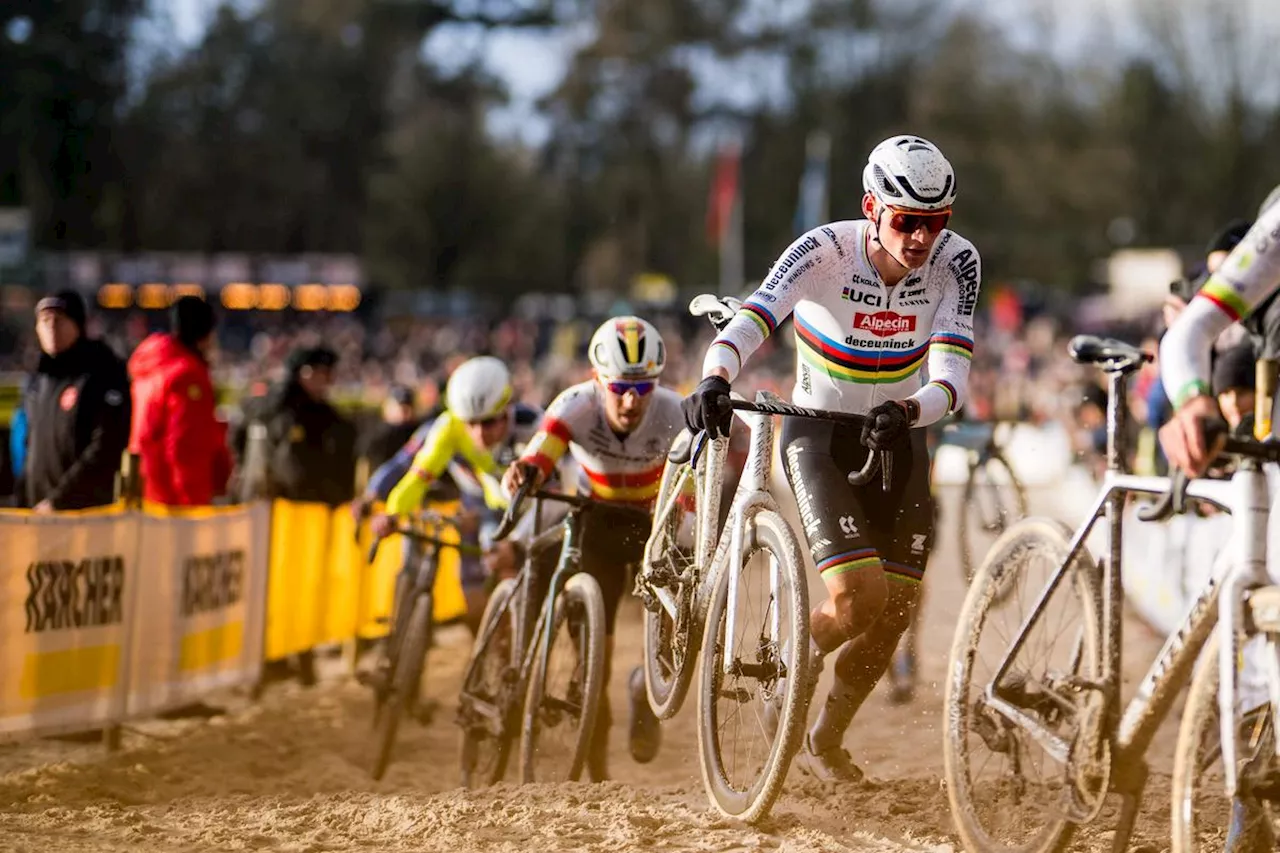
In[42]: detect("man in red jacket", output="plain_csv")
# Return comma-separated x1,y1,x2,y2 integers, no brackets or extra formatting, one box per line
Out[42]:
128,296,232,505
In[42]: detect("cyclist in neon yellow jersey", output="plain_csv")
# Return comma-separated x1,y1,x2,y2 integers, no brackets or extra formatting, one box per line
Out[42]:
373,356,541,630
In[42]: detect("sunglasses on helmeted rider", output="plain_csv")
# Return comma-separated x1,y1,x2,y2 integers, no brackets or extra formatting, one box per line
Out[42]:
884,206,952,235
605,379,656,397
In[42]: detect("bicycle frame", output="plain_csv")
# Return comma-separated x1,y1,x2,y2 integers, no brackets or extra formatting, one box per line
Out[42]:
462,493,621,740
984,363,1273,802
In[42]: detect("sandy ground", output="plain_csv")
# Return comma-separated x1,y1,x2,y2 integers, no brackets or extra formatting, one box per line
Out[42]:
0,485,1191,853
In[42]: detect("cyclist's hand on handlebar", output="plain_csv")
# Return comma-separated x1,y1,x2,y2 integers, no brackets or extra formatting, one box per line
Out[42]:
502,461,544,499
350,494,373,524
371,512,396,540
861,400,914,451
1158,394,1225,477
682,375,733,438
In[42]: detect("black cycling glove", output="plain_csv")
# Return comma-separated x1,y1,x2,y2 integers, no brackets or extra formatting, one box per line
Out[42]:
682,376,733,439
861,400,916,451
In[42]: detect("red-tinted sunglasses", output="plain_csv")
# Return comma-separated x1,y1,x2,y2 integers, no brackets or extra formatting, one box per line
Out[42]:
885,207,951,235
605,379,656,396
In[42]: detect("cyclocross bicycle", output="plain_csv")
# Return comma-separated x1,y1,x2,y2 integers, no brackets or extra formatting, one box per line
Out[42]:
456,472,650,787
364,510,481,781
937,414,1029,586
635,292,887,824
941,334,1280,853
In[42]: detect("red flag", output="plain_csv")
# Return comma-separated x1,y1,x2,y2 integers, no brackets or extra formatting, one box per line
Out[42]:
705,142,740,245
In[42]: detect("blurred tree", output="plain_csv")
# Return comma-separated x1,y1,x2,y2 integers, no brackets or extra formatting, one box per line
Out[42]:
0,1,147,247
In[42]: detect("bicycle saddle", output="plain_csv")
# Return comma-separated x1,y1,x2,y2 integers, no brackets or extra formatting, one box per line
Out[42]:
1067,335,1152,372
689,294,744,330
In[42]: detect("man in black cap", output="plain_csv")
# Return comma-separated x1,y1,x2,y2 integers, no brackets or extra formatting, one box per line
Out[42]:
15,290,131,510
235,344,355,687
250,345,356,507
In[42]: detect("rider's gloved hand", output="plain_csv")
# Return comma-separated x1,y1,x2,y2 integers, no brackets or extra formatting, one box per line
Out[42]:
371,513,396,539
861,400,916,451
682,375,733,438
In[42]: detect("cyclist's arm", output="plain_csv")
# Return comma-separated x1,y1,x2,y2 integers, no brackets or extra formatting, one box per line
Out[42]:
1161,207,1280,410
701,227,834,380
910,247,979,426
364,421,431,502
517,389,581,483
385,415,456,515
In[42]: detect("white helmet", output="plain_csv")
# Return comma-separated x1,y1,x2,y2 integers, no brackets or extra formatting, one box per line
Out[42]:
862,135,957,212
446,356,513,422
589,316,666,380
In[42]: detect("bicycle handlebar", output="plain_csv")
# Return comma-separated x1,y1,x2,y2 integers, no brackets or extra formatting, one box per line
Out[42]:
1138,417,1280,522
366,525,485,563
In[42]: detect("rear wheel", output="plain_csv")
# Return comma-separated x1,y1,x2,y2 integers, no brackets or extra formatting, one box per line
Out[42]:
943,517,1101,853
642,459,701,720
959,451,1029,588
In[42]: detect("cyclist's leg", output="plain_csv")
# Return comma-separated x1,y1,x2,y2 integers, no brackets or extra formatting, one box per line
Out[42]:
580,506,654,779
784,422,933,777
814,460,932,755
889,481,936,704
782,418,887,658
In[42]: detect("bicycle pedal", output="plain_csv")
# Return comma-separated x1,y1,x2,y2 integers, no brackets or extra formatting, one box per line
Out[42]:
1248,586,1280,632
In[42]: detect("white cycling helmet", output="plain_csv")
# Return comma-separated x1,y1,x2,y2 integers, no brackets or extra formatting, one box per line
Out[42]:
862,135,957,212
446,356,513,422
589,316,666,380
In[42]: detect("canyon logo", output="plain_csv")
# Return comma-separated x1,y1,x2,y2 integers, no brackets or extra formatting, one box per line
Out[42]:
853,311,916,337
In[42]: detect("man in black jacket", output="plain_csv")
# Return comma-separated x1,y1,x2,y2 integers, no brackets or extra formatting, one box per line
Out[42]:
236,345,356,687
17,291,131,511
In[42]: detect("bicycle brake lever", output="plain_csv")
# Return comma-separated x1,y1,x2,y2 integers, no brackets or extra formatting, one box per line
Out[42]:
1135,468,1190,522
880,450,893,492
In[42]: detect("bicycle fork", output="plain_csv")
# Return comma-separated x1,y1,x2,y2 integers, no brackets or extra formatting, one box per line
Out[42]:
1220,462,1273,798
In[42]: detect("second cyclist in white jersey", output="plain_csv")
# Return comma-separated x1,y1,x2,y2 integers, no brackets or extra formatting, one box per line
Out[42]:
495,316,684,781
682,135,980,782
1156,187,1280,853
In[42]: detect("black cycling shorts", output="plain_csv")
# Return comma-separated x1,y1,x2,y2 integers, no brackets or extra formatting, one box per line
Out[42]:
526,502,650,633
781,417,934,585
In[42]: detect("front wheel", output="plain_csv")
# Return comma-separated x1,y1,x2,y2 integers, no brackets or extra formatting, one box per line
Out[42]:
458,578,518,789
519,573,607,783
370,593,433,781
1172,629,1278,853
697,508,809,825
943,517,1102,853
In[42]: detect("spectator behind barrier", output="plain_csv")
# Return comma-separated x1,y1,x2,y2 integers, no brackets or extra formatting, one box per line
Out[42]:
127,296,233,506
240,345,357,687
14,291,131,511
356,383,420,473
250,345,357,507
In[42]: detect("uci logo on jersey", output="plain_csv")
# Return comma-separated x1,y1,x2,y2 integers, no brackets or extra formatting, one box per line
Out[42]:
853,311,916,337
840,286,882,308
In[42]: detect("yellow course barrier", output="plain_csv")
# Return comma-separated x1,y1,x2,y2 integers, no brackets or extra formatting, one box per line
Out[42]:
264,500,468,660
1,497,468,739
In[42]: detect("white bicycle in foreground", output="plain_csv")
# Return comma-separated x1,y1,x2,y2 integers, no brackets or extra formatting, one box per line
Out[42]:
942,333,1280,853
635,293,889,824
